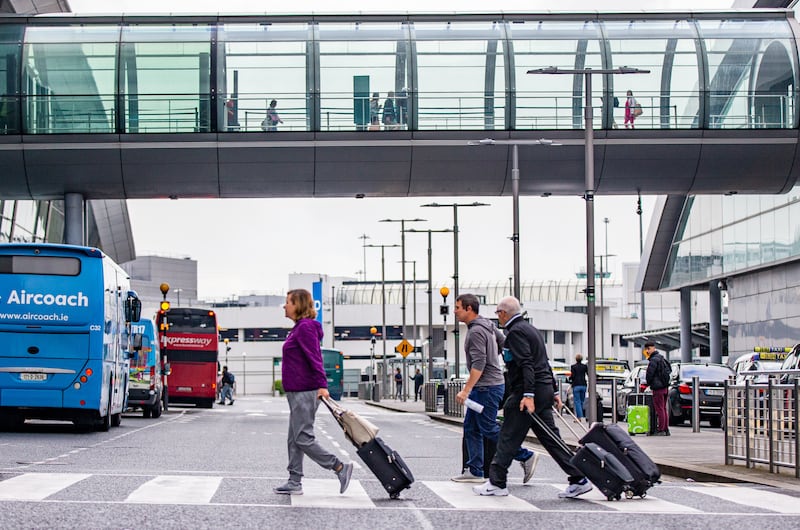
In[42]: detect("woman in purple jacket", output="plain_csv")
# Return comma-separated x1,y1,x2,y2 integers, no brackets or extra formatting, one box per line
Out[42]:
273,289,353,496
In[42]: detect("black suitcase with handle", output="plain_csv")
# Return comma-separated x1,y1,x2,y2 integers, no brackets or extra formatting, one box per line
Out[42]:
356,436,415,499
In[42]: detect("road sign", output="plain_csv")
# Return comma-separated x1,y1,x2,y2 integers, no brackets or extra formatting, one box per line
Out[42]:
395,339,413,358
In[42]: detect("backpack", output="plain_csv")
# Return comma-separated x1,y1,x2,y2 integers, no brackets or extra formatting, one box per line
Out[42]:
657,357,671,388
223,372,235,385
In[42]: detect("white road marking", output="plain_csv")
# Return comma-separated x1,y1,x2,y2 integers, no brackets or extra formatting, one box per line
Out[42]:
570,485,701,513
423,481,539,511
291,479,374,509
125,475,222,504
0,473,90,501
693,485,800,514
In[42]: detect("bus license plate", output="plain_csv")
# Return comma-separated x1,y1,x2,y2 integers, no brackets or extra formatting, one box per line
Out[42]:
705,388,723,396
20,373,47,381
177,386,192,392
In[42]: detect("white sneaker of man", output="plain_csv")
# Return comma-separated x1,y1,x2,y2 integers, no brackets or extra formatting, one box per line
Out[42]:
557,479,592,499
451,470,485,483
472,481,509,496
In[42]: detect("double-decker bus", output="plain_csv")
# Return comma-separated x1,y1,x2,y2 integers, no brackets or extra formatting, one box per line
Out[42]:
0,243,141,431
156,307,219,408
322,348,344,400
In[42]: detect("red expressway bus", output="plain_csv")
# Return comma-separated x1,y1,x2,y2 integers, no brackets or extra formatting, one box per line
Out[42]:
156,307,219,408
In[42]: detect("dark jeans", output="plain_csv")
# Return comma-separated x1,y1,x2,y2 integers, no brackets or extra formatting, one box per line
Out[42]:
652,387,669,432
489,386,584,489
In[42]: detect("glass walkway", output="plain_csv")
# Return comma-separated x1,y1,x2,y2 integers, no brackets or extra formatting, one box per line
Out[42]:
0,10,797,135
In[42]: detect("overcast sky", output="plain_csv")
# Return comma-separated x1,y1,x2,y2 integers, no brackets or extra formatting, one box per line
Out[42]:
67,0,739,300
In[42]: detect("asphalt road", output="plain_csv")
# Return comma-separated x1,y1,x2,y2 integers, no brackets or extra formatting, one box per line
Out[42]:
1,396,799,529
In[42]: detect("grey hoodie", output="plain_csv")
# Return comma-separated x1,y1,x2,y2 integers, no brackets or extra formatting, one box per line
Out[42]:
464,316,505,387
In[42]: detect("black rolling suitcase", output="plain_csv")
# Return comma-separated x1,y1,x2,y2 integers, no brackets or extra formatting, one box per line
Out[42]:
579,422,660,498
528,410,633,501
322,396,414,499
357,437,415,499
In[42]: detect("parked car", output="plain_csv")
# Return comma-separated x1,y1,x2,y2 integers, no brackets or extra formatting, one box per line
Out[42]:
595,359,629,415
779,344,800,384
667,362,735,428
614,363,650,421
732,351,786,384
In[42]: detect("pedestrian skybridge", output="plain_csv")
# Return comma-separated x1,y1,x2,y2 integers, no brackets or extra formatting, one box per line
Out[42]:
1,10,800,199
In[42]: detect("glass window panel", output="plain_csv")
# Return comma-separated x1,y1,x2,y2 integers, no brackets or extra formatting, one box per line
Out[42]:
789,200,800,257
733,220,748,270
745,216,761,268
722,224,737,274
121,27,211,133
1,42,21,134
220,26,308,132
11,200,36,242
218,22,310,42
710,228,724,277
760,208,775,264
319,32,410,132
698,19,796,129
414,22,505,131
317,22,407,41
510,20,603,130
604,19,699,129
24,25,120,43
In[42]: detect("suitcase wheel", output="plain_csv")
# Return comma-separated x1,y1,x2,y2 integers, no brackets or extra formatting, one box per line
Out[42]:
390,492,401,500
625,490,634,499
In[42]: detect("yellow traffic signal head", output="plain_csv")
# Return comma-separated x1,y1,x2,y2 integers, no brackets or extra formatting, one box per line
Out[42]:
160,300,170,311
370,327,378,335
439,286,450,298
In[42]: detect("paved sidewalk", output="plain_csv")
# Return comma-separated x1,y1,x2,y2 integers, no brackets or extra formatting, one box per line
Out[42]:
364,397,800,492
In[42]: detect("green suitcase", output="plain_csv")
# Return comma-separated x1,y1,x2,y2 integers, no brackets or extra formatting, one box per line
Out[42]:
626,404,650,435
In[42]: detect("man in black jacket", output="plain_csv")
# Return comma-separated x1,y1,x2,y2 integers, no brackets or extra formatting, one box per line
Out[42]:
473,296,591,498
644,342,671,435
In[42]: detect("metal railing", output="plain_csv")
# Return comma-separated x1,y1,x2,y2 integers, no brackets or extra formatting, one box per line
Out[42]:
725,373,800,477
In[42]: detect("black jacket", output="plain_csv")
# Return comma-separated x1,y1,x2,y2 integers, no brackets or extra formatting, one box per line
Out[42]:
570,362,588,387
645,352,670,390
503,315,554,396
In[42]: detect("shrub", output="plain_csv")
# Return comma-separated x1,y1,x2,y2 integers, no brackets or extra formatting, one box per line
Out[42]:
274,380,284,395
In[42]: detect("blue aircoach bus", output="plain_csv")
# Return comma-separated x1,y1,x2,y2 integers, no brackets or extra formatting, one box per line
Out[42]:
0,243,141,431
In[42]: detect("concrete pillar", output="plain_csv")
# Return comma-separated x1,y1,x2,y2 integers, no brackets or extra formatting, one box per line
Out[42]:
709,280,722,364
680,288,692,362
567,331,574,360
63,193,84,245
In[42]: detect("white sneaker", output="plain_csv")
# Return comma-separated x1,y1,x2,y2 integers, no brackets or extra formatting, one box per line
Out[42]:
451,470,485,483
472,481,509,496
558,479,592,499
520,452,540,484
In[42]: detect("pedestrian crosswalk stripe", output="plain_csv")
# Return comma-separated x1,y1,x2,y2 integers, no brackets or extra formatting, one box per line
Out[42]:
126,475,222,504
422,481,540,511
0,472,90,501
291,479,374,509
570,485,701,513
691,485,800,514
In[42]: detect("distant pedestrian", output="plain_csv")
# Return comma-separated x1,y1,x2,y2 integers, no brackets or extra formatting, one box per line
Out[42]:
218,366,235,405
569,354,588,421
644,342,671,436
410,369,424,401
262,99,284,132
273,289,353,496
394,368,403,399
383,91,397,128
453,293,539,485
624,89,639,129
369,92,381,127
474,296,591,499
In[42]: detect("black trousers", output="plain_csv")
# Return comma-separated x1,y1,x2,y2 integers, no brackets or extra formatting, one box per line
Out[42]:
489,387,584,489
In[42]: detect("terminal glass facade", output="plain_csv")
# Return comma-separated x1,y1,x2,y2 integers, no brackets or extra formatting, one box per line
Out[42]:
0,12,798,134
663,185,800,289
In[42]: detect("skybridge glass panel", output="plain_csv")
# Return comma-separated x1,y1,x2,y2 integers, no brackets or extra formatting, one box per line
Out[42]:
318,22,410,132
120,25,213,133
414,21,506,131
22,25,119,133
603,19,699,129
218,23,310,132
698,18,797,129
508,20,603,130
0,24,23,135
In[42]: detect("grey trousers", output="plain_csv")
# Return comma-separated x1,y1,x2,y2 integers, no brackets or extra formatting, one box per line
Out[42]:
285,390,341,484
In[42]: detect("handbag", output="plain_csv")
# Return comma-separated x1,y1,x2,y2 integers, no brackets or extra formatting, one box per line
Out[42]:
260,118,269,131
634,103,643,117
321,395,379,447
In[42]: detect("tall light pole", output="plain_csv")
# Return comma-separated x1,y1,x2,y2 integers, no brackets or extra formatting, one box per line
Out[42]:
365,243,400,397
468,138,559,299
404,227,453,379
528,65,649,423
599,217,609,359
637,191,646,330
421,202,488,379
358,233,370,281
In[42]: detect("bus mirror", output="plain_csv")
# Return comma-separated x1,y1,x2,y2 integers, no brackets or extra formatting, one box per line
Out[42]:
125,291,142,323
163,363,172,376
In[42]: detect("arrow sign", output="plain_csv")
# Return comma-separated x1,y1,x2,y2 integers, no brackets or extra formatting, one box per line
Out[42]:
395,339,413,358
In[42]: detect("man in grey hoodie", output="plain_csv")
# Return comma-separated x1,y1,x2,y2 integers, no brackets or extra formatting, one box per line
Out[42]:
451,293,539,484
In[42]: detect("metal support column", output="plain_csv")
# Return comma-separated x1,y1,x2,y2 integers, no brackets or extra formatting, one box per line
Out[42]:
680,288,692,362
64,193,84,245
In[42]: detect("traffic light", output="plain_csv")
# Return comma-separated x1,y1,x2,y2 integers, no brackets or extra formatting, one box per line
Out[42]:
160,300,170,312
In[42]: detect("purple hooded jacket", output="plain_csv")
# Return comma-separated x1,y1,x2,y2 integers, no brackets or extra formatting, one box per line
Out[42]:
281,318,328,392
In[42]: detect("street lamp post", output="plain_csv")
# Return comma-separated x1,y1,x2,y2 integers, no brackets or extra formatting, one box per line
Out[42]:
241,352,246,396
223,338,230,367
421,202,488,380
404,228,453,380
365,243,400,398
468,138,559,299
369,326,378,383
637,191,646,330
358,234,370,281
527,65,649,423
439,286,450,377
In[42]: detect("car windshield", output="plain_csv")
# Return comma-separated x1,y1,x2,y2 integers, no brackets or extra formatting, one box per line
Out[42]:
679,365,734,381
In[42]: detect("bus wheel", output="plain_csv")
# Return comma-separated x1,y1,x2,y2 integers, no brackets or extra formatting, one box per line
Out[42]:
151,399,163,419
97,411,111,432
143,407,152,418
111,413,122,427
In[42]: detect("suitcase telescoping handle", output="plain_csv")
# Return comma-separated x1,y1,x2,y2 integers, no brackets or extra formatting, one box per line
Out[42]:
527,409,574,456
552,405,588,439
